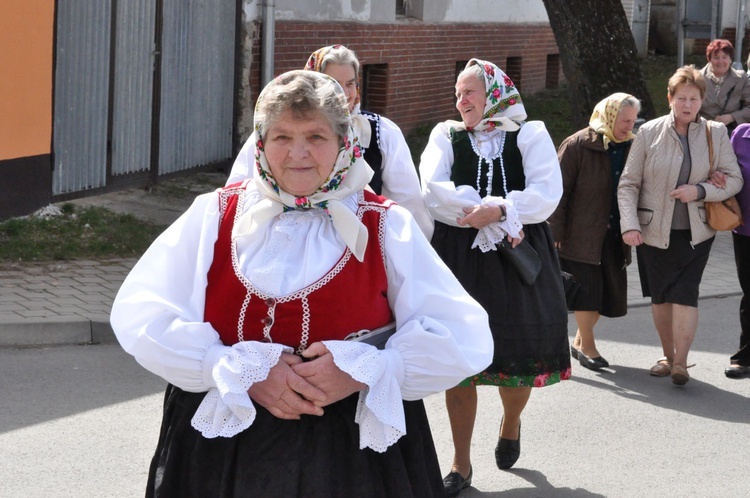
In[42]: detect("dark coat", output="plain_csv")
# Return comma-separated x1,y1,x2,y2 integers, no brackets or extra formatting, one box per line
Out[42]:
548,127,631,266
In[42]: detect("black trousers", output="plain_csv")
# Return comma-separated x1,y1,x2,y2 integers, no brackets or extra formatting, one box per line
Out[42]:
731,232,750,366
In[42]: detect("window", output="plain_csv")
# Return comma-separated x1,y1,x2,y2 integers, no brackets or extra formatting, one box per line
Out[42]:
546,54,560,89
396,0,405,16
505,56,522,92
361,64,389,115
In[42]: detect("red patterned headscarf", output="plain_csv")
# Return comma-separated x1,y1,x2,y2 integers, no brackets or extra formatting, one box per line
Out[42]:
452,59,527,133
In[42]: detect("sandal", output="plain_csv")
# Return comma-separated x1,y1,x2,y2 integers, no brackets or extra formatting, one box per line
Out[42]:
649,357,672,377
671,363,690,385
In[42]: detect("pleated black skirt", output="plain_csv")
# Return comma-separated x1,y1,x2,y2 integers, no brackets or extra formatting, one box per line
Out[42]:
431,221,571,386
145,385,446,498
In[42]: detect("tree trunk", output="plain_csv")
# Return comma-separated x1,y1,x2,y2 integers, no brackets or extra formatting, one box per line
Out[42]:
542,0,657,129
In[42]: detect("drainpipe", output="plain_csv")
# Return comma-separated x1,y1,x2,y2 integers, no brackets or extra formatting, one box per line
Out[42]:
261,0,275,87
735,0,746,70
677,0,685,68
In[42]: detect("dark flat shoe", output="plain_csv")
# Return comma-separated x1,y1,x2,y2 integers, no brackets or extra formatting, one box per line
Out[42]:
578,350,609,370
570,346,580,360
725,364,750,379
495,424,521,469
443,466,472,497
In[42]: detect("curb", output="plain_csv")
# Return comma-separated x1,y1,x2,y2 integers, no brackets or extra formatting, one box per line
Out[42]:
2,291,742,348
0,318,117,348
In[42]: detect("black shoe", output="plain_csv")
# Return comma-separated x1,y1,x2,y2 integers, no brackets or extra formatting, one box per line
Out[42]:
725,364,750,379
570,346,580,360
442,467,472,497
495,424,521,469
578,350,609,370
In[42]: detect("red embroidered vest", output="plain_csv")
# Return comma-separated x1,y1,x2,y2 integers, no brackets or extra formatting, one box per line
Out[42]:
204,186,394,353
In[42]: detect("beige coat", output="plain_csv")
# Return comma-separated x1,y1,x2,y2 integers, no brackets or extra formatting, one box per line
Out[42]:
618,114,743,248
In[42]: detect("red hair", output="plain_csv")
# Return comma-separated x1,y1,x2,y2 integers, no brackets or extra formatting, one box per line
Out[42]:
706,39,734,60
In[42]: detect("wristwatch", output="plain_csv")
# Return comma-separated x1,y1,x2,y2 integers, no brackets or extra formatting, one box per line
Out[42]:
498,206,507,222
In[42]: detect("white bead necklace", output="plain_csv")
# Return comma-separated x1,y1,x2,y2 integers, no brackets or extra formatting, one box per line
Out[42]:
469,131,507,196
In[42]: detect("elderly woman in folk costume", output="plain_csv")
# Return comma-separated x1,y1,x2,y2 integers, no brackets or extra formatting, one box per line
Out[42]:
111,70,492,497
549,93,641,370
228,44,434,239
419,59,571,496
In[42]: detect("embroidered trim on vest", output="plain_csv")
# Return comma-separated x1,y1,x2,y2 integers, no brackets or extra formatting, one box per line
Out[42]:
218,189,390,351
361,110,382,151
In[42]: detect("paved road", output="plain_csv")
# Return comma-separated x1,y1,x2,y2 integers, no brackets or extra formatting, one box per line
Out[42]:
1,295,748,497
1,173,747,496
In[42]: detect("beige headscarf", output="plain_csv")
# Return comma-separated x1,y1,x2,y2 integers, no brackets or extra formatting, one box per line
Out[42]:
233,70,373,262
589,92,637,149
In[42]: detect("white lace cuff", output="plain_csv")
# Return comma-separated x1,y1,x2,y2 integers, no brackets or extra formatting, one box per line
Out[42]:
323,340,406,453
472,199,523,253
191,342,291,438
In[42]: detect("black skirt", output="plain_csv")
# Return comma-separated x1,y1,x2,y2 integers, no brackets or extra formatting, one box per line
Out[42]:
431,221,570,382
560,228,628,317
636,230,714,307
146,385,446,498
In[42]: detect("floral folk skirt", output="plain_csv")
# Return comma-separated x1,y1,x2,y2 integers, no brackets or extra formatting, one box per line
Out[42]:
432,221,572,388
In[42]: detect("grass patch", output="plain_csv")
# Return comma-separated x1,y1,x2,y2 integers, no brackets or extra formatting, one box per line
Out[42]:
522,84,573,148
0,204,165,263
642,53,706,117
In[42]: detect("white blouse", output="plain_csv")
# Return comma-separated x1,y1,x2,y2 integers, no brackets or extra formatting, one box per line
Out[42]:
419,120,562,227
110,184,492,452
228,114,434,240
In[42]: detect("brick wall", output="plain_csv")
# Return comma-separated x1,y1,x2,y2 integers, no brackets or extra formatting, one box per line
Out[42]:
246,21,560,136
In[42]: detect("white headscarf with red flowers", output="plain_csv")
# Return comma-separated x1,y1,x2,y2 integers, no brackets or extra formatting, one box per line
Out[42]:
234,70,373,262
449,59,527,133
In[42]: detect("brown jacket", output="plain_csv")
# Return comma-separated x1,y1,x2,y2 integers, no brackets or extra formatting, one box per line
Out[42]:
548,127,631,265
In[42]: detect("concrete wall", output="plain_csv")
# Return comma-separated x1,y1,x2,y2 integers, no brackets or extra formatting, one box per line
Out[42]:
0,0,54,220
243,0,548,23
0,0,54,160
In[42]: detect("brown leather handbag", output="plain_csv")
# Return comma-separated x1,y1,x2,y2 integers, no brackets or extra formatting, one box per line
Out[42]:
705,124,743,231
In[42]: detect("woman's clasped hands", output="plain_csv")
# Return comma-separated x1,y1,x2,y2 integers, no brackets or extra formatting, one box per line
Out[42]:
457,204,524,247
247,343,367,420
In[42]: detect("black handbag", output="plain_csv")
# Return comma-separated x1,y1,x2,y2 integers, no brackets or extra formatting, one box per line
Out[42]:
497,238,542,286
561,270,582,309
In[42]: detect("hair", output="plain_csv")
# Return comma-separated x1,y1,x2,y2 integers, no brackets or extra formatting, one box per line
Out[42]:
457,62,485,84
317,45,360,77
706,39,734,61
255,71,350,141
667,65,706,100
619,95,642,114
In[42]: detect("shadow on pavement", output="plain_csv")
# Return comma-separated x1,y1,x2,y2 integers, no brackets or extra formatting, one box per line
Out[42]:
463,468,607,497
569,366,749,423
0,343,165,434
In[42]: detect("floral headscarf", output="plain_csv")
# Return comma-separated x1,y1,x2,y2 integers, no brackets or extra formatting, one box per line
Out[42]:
305,45,361,110
449,58,527,133
589,92,637,149
233,70,373,262
304,45,372,147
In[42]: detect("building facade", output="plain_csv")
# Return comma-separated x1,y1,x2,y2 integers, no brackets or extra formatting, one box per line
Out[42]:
5,0,736,221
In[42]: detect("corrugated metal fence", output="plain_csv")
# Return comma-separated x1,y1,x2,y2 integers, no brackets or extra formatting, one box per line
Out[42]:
53,0,235,196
